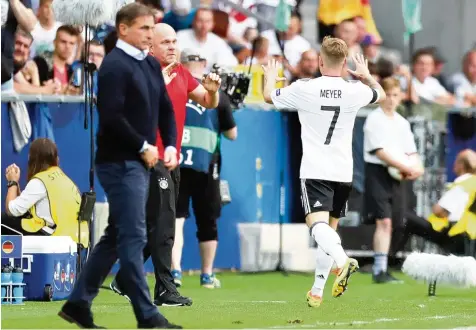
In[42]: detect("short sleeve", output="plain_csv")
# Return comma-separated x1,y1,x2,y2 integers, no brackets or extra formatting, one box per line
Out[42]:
353,81,378,108
184,66,199,93
270,81,302,111
363,114,384,152
430,79,449,98
403,122,418,154
437,186,469,221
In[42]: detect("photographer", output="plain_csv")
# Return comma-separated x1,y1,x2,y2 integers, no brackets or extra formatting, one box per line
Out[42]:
171,48,237,289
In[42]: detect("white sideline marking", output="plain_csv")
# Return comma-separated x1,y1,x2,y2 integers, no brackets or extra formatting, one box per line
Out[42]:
222,300,287,304
266,314,469,329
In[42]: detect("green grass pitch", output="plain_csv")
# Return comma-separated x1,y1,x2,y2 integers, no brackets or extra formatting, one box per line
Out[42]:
2,272,476,329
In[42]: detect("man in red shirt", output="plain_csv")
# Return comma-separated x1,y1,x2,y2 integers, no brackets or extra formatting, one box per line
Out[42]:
111,23,221,307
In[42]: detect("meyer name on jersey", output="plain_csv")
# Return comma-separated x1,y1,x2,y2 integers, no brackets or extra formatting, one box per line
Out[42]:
271,77,378,183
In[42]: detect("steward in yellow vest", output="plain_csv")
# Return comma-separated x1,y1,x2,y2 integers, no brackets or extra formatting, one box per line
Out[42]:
428,174,476,239
4,138,89,247
428,149,476,240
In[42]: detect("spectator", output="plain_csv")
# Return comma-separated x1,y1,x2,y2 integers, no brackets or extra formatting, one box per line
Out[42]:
354,16,367,43
334,20,360,58
162,0,196,31
425,47,452,92
29,0,62,59
87,40,105,70
244,36,269,65
136,0,165,22
411,48,455,106
261,12,311,76
317,0,381,44
33,25,80,94
451,49,476,107
1,0,37,89
290,49,320,82
12,28,59,94
361,34,401,67
243,27,258,46
177,8,238,70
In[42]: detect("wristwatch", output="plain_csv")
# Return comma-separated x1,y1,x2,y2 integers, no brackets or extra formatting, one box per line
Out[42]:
7,181,18,188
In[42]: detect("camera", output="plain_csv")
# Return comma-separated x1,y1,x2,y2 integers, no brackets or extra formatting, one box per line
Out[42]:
210,64,251,109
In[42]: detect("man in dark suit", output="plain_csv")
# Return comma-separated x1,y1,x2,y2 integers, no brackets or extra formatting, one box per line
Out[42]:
58,3,181,329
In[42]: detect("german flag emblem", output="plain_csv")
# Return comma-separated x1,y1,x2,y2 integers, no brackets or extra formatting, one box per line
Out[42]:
2,241,14,254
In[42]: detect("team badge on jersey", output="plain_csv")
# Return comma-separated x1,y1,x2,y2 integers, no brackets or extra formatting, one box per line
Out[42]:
276,89,281,96
158,178,168,189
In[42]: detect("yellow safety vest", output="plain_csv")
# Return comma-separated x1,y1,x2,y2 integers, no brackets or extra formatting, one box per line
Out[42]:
21,166,90,247
428,174,476,239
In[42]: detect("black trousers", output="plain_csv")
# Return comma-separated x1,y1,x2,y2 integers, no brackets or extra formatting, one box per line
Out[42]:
394,211,467,255
1,213,49,236
115,161,180,300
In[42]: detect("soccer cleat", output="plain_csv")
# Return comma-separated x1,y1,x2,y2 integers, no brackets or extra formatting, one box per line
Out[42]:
110,278,131,302
200,273,221,289
171,270,182,287
373,271,404,284
332,258,359,298
154,290,193,307
306,291,323,308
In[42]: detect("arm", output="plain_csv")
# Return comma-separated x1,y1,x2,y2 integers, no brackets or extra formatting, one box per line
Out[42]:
158,83,177,151
189,84,219,109
97,63,145,152
217,91,237,140
433,186,469,219
9,0,37,32
7,179,46,217
347,53,386,103
434,94,455,106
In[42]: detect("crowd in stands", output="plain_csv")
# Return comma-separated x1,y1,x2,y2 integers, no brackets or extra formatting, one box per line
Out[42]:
1,0,475,109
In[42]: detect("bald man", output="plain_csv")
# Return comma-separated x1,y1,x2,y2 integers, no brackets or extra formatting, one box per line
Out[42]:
396,149,476,255
111,23,221,307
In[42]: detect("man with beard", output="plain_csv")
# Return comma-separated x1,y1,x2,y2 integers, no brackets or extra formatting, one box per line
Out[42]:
111,23,222,307
12,28,59,94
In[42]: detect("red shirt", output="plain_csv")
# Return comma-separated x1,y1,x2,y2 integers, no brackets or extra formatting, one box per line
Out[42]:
53,64,68,85
157,64,199,159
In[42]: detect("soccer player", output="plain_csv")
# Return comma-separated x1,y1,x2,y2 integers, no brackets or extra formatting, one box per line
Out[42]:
262,36,386,307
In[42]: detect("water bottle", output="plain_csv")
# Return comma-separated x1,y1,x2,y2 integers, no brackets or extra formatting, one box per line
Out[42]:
1,265,12,304
12,266,23,304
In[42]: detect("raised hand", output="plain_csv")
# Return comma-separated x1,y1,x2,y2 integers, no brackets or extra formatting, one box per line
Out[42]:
261,58,286,83
347,53,371,79
162,62,179,85
201,73,221,93
5,163,20,182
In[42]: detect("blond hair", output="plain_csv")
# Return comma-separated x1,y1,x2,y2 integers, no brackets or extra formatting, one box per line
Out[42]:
320,36,348,67
381,77,401,92
457,149,476,174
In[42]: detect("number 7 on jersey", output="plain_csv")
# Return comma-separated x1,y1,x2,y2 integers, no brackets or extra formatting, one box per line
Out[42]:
321,105,341,145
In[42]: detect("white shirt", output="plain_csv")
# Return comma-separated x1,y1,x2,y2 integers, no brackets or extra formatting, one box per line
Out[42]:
261,29,311,68
176,30,238,70
256,0,295,7
412,76,449,102
451,72,476,98
8,179,55,226
271,77,378,182
437,174,472,222
116,39,148,61
30,21,63,59
363,107,417,165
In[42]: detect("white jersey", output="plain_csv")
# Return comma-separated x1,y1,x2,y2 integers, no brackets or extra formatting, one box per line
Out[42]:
271,76,378,182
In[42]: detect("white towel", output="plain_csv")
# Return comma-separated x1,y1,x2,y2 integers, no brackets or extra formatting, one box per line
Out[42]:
9,101,32,152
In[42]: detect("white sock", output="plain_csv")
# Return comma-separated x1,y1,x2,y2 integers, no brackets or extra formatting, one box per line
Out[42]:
311,246,334,297
311,222,348,268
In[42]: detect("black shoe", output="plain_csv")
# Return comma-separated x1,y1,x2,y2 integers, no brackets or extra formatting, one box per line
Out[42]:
385,271,404,284
58,302,105,328
154,290,192,307
110,278,131,302
372,271,404,284
138,315,183,329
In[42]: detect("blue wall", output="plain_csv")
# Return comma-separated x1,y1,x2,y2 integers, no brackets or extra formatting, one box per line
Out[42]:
1,103,292,271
